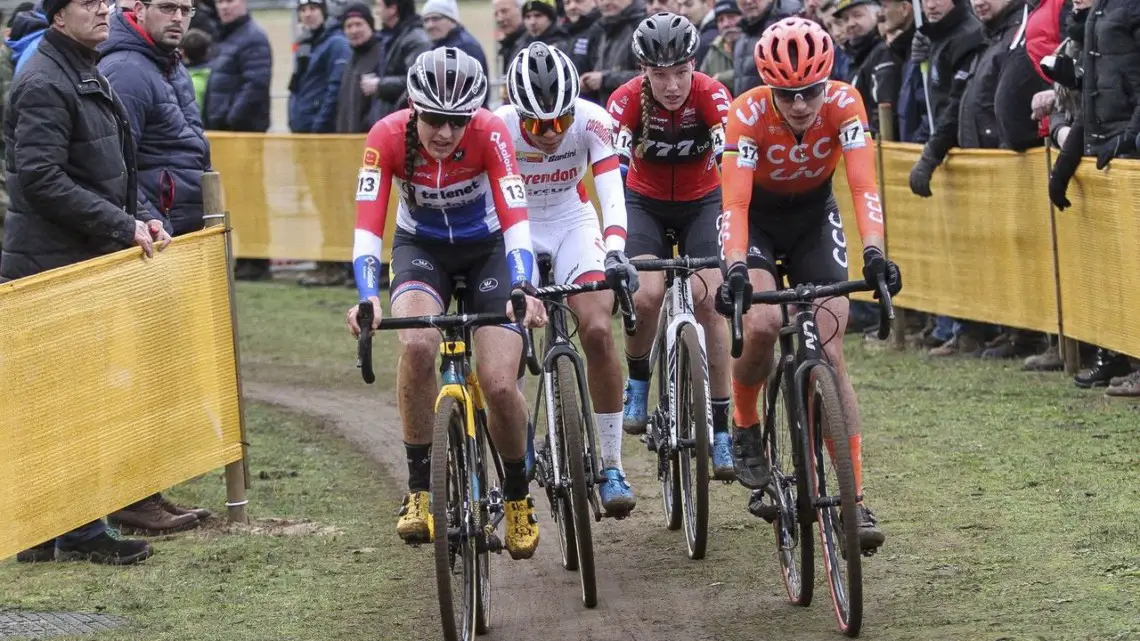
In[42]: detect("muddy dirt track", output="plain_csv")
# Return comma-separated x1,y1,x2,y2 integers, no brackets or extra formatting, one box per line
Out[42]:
243,380,902,641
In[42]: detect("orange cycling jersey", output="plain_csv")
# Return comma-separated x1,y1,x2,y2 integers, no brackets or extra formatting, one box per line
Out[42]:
719,81,885,261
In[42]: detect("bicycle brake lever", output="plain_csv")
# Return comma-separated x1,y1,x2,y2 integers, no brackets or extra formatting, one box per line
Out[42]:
731,289,744,359
876,280,895,341
357,301,376,384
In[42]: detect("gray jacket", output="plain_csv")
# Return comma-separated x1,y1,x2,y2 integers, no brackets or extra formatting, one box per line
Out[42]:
374,15,431,120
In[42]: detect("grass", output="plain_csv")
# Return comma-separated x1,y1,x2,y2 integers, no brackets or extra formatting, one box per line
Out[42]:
0,402,434,641
4,281,1139,641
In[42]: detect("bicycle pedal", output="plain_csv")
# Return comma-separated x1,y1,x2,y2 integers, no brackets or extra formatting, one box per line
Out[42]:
861,547,878,558
484,533,503,553
747,499,780,523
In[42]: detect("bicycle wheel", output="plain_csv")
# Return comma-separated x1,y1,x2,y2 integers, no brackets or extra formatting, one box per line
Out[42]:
655,332,682,531
805,366,863,637
542,371,579,573
431,395,479,641
555,357,598,608
473,410,493,635
675,323,710,560
762,355,813,607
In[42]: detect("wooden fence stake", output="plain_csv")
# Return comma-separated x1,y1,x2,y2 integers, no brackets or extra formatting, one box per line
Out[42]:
876,104,907,350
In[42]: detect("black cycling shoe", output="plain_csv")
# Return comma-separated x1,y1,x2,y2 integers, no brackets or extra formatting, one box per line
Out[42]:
731,424,770,489
856,505,885,551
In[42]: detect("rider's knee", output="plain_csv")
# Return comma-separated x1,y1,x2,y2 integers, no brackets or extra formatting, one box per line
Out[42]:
822,339,847,370
480,369,521,409
634,283,664,317
744,305,782,345
400,331,440,372
578,309,614,356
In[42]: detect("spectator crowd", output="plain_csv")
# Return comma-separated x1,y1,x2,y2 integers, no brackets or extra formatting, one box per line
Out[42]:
0,0,1136,564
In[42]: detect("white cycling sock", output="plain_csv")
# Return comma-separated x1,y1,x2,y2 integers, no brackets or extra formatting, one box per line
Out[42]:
597,412,624,473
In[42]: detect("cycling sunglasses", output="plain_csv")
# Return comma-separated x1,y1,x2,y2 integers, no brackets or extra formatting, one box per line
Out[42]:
416,110,473,129
522,113,575,136
771,82,828,103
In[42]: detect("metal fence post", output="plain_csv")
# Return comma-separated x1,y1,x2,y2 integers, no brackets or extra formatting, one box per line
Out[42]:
202,171,251,524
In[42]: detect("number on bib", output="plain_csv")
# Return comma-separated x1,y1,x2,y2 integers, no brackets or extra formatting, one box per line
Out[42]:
499,175,528,208
356,168,381,201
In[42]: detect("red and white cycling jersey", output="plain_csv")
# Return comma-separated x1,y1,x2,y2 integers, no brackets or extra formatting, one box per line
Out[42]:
352,108,534,297
493,98,627,251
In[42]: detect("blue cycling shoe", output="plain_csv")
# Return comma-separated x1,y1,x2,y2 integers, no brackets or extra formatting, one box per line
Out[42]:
598,468,636,516
622,379,649,435
711,431,735,481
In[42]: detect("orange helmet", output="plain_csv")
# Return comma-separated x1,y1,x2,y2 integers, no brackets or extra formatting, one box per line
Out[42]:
754,17,834,89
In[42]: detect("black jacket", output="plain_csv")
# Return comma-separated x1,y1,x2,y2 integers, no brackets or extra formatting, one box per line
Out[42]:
374,15,431,120
592,0,647,107
844,32,895,135
957,0,1028,149
733,1,787,95
563,10,601,77
1081,0,1140,155
499,26,526,75
918,0,986,161
336,36,386,133
518,23,570,55
204,14,273,132
1,30,158,282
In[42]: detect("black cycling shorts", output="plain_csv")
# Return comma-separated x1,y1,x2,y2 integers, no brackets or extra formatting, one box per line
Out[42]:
625,189,721,261
744,193,851,287
389,229,512,315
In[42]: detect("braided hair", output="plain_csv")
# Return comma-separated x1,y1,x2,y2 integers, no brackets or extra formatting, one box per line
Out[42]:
635,76,655,160
403,110,419,207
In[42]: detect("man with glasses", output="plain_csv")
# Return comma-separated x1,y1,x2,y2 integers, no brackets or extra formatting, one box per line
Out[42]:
5,0,172,565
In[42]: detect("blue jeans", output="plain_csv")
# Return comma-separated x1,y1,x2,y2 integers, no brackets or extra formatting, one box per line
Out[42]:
933,316,999,342
36,520,107,549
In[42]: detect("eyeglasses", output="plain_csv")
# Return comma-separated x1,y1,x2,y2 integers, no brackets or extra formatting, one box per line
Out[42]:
522,112,574,136
147,2,197,17
771,82,827,103
417,110,473,130
78,0,114,11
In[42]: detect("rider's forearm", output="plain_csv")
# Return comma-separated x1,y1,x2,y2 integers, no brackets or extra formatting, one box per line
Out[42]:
592,156,627,253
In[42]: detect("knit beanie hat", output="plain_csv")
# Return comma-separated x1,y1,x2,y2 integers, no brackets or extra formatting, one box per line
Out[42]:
713,0,740,18
421,0,460,22
521,0,557,21
340,1,375,29
298,0,329,18
41,0,68,23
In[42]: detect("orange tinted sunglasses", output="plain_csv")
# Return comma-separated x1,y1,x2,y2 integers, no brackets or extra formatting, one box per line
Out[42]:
522,113,574,135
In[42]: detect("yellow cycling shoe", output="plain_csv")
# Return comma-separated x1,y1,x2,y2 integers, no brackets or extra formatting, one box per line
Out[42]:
504,495,540,560
396,491,433,544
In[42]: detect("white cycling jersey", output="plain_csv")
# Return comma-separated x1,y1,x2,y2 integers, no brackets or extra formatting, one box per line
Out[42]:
494,99,628,284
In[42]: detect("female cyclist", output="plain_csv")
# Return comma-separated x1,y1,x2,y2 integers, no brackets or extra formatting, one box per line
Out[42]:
607,12,736,480
715,17,902,551
495,42,642,516
345,47,547,561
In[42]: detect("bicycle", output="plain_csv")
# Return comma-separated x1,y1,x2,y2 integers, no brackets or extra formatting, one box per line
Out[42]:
528,254,636,609
631,248,720,560
356,278,539,641
727,262,894,638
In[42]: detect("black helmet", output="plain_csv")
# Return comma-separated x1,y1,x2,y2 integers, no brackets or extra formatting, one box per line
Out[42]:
507,42,581,120
632,12,700,68
406,47,488,115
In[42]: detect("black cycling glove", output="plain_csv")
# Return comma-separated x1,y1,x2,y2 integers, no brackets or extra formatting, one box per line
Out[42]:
715,261,751,318
1049,123,1084,210
604,250,639,295
862,247,902,298
1095,132,1136,170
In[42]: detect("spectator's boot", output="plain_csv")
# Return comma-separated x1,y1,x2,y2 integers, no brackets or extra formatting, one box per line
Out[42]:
15,540,56,563
1022,344,1065,371
56,533,152,566
157,493,213,521
1074,349,1132,388
109,495,200,535
298,262,348,287
234,259,271,281
983,330,1046,360
928,333,983,358
1104,370,1140,398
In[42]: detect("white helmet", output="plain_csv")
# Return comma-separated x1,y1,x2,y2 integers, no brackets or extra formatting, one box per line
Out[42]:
406,47,487,115
506,42,580,120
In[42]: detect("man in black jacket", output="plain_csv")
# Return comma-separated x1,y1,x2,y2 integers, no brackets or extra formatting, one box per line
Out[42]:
562,0,601,76
518,0,569,50
1079,0,1140,166
6,0,171,566
581,0,646,106
335,2,384,134
832,0,895,134
373,0,430,119
494,0,527,75
957,0,1029,150
907,0,984,197
733,0,785,95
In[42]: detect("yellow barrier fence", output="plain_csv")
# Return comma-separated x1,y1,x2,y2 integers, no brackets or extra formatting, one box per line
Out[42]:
208,133,1139,359
0,222,247,560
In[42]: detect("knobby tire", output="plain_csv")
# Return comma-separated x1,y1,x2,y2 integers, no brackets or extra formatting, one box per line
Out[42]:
431,395,478,641
555,357,598,608
677,324,710,560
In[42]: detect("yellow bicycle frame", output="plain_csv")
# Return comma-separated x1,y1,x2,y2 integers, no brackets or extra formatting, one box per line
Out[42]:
434,339,487,439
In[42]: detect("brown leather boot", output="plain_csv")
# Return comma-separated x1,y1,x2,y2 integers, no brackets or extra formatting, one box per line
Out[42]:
109,496,200,535
157,493,213,521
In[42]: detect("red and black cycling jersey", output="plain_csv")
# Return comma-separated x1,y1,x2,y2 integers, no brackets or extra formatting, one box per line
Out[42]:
606,72,731,202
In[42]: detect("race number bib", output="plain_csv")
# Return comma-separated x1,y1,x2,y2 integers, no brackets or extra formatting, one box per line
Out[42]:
499,175,528,208
614,127,634,156
736,136,759,169
356,168,381,201
839,117,867,151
